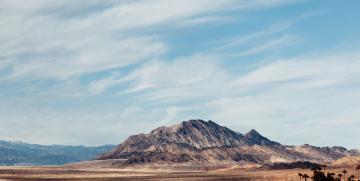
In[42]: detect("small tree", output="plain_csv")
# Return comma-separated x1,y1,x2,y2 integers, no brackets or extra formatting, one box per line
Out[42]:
348,175,355,181
338,174,343,181
298,173,303,181
327,172,338,181
322,165,328,174
303,174,310,181
343,170,348,181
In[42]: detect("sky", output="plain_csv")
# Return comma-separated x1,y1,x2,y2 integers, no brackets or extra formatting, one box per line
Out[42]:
0,0,359,148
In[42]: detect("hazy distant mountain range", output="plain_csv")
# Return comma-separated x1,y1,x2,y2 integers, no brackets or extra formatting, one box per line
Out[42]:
0,140,115,166
98,119,359,166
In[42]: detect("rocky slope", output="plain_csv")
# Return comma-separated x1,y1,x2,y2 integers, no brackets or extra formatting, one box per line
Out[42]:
0,140,115,166
98,119,359,166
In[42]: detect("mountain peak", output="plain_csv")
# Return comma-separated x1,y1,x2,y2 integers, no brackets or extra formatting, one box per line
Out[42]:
244,129,281,147
182,119,218,126
181,119,221,129
182,119,207,127
246,129,260,136
150,119,218,135
186,119,207,123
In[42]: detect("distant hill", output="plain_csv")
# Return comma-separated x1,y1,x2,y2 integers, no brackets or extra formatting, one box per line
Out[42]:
98,119,359,166
332,156,360,167
260,161,324,170
0,140,115,166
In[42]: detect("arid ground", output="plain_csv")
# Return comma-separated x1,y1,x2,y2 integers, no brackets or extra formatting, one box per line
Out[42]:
0,166,301,181
0,164,357,181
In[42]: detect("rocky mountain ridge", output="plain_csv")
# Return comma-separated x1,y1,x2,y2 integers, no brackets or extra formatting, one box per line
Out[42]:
98,119,359,166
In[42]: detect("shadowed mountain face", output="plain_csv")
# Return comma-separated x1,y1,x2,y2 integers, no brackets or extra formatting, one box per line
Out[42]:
98,119,359,165
243,129,280,147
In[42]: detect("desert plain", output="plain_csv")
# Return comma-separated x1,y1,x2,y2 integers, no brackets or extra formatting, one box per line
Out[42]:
0,160,358,181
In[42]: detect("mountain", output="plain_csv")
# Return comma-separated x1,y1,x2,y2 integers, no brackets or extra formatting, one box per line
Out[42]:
98,119,359,166
0,140,115,166
349,149,360,155
288,144,355,162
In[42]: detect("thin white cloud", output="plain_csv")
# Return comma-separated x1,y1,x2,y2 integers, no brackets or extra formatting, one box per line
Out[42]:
234,34,294,57
95,51,360,106
115,54,231,102
176,15,237,27
233,53,360,87
88,72,122,95
212,22,293,51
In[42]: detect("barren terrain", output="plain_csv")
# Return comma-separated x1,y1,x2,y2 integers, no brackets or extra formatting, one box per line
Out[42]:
1,163,358,181
0,165,304,180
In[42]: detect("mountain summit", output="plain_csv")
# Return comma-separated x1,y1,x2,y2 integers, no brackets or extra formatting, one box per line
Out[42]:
98,119,358,165
244,129,280,147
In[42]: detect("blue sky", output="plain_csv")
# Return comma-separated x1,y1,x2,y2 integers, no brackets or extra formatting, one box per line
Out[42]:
0,0,359,148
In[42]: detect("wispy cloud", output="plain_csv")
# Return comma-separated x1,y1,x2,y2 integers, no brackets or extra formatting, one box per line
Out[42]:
235,34,294,57
5,51,359,147
0,0,296,81
176,15,237,27
88,72,123,95
212,22,293,51
102,51,360,147
210,52,360,147
114,54,231,102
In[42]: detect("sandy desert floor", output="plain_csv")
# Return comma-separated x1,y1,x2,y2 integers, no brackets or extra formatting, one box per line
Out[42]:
0,166,309,181
0,164,357,181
